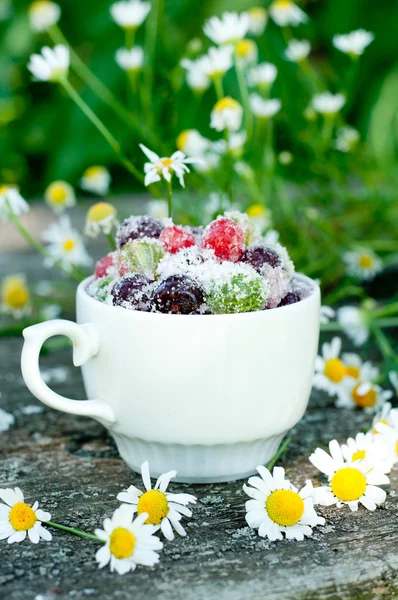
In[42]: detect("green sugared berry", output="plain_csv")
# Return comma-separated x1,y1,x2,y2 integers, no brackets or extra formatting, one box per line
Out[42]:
117,238,164,277
207,271,269,314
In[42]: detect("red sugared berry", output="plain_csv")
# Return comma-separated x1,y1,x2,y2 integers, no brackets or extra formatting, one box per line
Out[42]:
95,253,114,279
202,217,245,262
159,225,196,254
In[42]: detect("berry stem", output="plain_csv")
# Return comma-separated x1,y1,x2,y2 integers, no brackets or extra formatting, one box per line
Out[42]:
46,521,103,543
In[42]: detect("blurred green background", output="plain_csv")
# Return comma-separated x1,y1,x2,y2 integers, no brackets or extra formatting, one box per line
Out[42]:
1,0,398,198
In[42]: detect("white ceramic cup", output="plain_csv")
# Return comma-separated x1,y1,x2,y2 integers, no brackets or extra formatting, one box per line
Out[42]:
21,274,320,483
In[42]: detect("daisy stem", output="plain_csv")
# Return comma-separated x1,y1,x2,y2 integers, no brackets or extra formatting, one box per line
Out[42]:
46,521,103,543
143,0,163,128
376,317,398,328
166,179,173,219
107,233,116,250
374,302,398,319
234,51,253,142
7,208,84,283
267,437,292,471
371,322,395,361
60,78,144,186
213,76,224,101
125,29,136,50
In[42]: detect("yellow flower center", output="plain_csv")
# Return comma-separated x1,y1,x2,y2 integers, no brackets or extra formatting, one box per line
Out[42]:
248,7,267,19
345,365,360,379
161,158,174,168
273,0,293,9
84,166,105,179
214,97,241,112
47,184,68,205
109,527,136,559
247,203,266,218
86,202,116,223
265,489,304,527
331,467,367,501
359,255,373,269
236,40,256,58
63,238,76,252
2,276,30,309
137,490,169,525
29,0,52,14
176,130,191,151
352,449,366,462
352,383,377,408
9,502,37,531
324,358,346,383
373,418,389,434
0,184,11,195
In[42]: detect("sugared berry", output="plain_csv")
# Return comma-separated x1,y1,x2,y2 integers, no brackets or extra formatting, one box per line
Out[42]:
116,239,164,278
202,217,245,262
90,276,114,302
153,275,204,314
240,244,281,272
116,216,163,248
278,291,301,307
95,253,115,279
207,269,269,314
111,274,153,311
159,225,196,254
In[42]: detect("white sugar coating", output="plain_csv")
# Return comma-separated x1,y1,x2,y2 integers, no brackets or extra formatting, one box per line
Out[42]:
263,264,289,308
116,238,164,279
207,262,270,314
115,215,163,248
274,243,295,279
224,210,262,245
87,276,117,304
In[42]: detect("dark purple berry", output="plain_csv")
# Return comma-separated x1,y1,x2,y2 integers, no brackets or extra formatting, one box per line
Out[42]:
240,245,281,272
116,216,163,249
153,275,204,315
112,274,153,311
278,291,301,307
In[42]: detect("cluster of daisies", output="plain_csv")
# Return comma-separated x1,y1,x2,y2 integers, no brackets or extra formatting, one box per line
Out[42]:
2,394,398,574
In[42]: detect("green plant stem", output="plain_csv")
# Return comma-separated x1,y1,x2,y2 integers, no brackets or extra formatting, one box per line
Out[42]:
166,179,173,219
267,437,292,471
371,322,395,361
212,76,224,101
143,0,163,128
60,78,144,185
321,115,335,151
47,521,103,543
125,28,136,50
375,302,398,319
234,51,253,142
377,317,398,328
322,285,365,306
107,233,116,250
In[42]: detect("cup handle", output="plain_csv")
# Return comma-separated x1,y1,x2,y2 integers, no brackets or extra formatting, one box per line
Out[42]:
21,319,115,425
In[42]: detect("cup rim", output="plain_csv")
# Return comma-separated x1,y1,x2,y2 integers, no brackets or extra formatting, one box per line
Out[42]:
77,272,320,320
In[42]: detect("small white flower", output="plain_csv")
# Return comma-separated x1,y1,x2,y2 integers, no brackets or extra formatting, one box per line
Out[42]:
84,202,118,238
250,94,281,119
341,352,379,382
343,248,382,281
320,305,335,324
28,0,61,32
235,39,258,67
140,144,199,188
336,305,369,346
341,432,393,474
193,151,221,173
285,39,311,62
333,29,374,57
244,466,324,541
312,92,346,116
203,11,249,46
0,487,52,543
200,46,234,79
389,372,398,397
0,408,15,433
373,409,398,466
0,185,29,222
44,181,75,214
372,402,395,432
80,166,111,196
210,97,243,132
110,0,151,29
247,62,277,88
117,461,196,541
115,47,144,72
41,303,62,320
95,504,162,575
1,274,31,319
176,129,210,157
27,44,69,82
263,229,280,245
337,378,392,414
310,440,389,511
42,216,92,271
147,200,168,221
180,56,211,92
334,126,360,152
313,337,351,397
269,0,308,27
246,7,268,36
246,204,271,233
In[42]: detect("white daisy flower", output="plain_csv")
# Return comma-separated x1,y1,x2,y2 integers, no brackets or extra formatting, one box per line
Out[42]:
320,305,335,324
310,440,389,511
147,199,168,221
244,466,325,541
42,215,92,271
203,11,249,46
180,56,211,92
95,504,162,575
80,166,111,196
176,129,210,157
44,180,76,214
389,372,398,397
341,432,393,474
313,337,351,397
235,39,258,67
116,461,197,541
0,487,52,543
373,410,398,465
0,185,29,222
27,44,69,82
200,46,234,79
246,204,271,233
140,144,199,188
336,305,369,346
263,229,280,245
0,408,15,433
312,92,346,116
250,94,281,119
372,402,395,432
334,126,360,152
1,274,31,319
28,0,61,32
115,47,144,72
343,248,383,281
285,39,311,62
269,0,308,27
247,62,277,88
210,97,243,132
84,202,118,238
333,29,374,57
110,0,151,30
193,151,221,173
246,7,268,36
337,378,393,413
341,353,379,382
